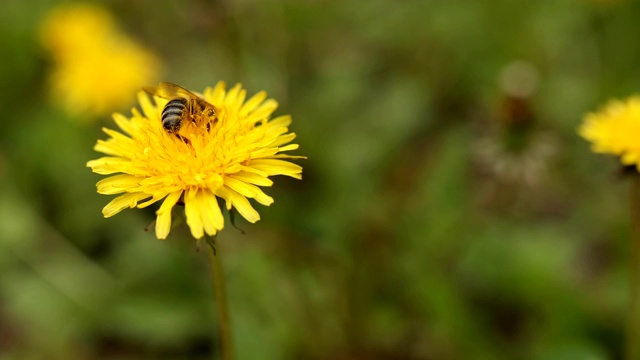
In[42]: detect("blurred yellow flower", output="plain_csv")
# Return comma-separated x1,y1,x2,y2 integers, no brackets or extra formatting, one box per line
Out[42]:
579,97,640,166
40,4,115,58
87,82,304,240
40,3,160,117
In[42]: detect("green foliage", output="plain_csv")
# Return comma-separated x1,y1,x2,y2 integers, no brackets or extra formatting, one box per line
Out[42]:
0,0,637,359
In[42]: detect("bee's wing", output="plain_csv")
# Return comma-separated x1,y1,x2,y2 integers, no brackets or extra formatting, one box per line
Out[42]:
142,82,194,100
143,82,215,107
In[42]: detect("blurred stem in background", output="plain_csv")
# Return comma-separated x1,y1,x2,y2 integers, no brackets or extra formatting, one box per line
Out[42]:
629,174,640,360
207,237,235,360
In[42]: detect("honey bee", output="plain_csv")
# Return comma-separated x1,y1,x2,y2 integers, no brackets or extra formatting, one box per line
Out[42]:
142,82,217,135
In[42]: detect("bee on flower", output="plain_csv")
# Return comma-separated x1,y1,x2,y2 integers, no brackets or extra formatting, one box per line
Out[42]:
87,82,304,240
142,82,218,140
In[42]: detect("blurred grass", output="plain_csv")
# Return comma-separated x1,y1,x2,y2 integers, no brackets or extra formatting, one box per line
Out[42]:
0,0,639,359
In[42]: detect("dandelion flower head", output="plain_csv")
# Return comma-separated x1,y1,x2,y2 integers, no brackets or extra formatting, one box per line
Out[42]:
40,3,160,117
579,96,640,166
87,82,304,240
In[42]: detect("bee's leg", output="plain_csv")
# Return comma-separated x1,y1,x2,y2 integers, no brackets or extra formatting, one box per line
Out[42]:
205,109,216,132
189,98,199,125
174,133,191,145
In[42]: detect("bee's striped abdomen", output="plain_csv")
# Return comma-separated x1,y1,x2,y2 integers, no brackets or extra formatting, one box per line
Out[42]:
161,98,188,133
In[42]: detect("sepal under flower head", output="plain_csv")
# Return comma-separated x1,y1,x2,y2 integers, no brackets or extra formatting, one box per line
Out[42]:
87,82,304,239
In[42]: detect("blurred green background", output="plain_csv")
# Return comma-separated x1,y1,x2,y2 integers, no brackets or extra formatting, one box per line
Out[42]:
0,0,637,359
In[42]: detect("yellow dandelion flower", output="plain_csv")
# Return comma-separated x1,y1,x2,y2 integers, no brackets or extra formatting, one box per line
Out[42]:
579,96,640,166
87,82,304,240
48,43,160,116
40,4,116,59
40,3,160,117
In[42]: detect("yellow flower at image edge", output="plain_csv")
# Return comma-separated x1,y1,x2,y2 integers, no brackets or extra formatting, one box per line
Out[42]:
87,82,304,240
579,96,640,166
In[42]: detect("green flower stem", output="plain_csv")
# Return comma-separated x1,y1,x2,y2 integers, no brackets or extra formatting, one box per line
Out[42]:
207,238,235,360
629,175,640,360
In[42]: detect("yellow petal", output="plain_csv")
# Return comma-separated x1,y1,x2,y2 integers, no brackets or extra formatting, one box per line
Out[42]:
276,144,299,152
269,133,297,148
137,194,165,208
94,139,123,156
102,127,132,143
224,177,273,206
234,89,247,111
250,148,279,158
184,187,204,239
96,174,142,194
224,84,242,109
227,172,273,187
209,81,227,105
87,157,132,175
240,91,267,117
138,91,159,121
217,186,259,223
102,192,150,218
237,165,269,177
249,159,303,179
113,112,135,136
197,189,224,236
155,190,182,239
265,154,307,159
246,99,278,124
265,115,292,130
